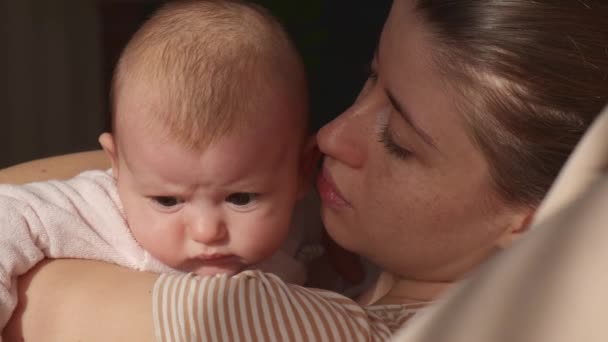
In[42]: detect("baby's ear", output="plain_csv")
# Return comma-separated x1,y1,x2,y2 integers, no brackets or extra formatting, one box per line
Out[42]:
297,135,321,199
98,133,119,177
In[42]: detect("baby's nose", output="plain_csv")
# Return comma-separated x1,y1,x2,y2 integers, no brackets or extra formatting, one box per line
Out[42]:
188,215,227,244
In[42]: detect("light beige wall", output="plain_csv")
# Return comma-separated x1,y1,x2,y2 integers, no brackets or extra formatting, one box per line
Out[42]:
0,0,105,168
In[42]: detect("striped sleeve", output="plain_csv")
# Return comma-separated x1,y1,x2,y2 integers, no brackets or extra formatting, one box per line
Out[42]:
153,271,418,342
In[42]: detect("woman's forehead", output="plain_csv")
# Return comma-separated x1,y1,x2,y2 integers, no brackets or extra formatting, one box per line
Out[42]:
379,0,487,167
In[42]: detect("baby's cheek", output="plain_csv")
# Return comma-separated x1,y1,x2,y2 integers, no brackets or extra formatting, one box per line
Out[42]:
242,220,290,261
126,213,152,245
131,214,181,261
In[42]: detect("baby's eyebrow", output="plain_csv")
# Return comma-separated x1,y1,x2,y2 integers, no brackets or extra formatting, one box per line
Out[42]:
135,178,193,194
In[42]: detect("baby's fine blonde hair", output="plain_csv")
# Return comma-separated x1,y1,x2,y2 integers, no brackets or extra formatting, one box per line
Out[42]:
111,0,307,149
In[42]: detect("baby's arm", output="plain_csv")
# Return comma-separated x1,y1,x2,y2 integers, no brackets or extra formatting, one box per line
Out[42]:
0,195,48,334
7,170,172,271
0,170,170,333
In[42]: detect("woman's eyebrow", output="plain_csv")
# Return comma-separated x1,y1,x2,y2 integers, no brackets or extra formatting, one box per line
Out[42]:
385,89,438,150
376,45,438,150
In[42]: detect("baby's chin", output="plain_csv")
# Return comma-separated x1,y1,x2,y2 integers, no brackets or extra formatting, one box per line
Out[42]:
175,255,248,277
190,264,244,277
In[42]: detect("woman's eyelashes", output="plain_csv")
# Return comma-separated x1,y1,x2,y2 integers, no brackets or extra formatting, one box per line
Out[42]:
364,62,411,160
378,124,412,160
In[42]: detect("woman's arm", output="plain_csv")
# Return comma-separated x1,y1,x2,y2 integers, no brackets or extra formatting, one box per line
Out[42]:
0,150,109,184
3,260,158,342
4,259,401,341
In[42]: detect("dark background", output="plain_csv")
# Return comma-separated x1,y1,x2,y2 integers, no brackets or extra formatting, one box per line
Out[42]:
1,0,390,168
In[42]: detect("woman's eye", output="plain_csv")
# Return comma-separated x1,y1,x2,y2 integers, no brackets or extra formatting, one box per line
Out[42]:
152,196,183,207
378,124,412,160
225,193,258,206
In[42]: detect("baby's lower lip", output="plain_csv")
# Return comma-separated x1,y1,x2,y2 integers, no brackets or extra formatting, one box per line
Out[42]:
196,254,234,261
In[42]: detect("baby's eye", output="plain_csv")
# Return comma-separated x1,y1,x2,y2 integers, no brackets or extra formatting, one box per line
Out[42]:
225,193,258,206
152,196,184,207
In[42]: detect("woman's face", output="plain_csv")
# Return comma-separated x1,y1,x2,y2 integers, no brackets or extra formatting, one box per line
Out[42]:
317,0,527,282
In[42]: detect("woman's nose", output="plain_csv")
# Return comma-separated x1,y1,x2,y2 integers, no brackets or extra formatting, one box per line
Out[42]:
317,107,367,169
188,213,227,244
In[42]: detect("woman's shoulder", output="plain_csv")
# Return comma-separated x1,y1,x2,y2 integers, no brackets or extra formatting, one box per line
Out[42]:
154,270,425,341
365,303,428,334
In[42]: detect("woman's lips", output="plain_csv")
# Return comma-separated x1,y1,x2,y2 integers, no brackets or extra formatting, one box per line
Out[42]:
316,168,351,208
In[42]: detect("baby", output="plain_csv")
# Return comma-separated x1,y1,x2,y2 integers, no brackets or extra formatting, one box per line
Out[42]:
0,0,322,334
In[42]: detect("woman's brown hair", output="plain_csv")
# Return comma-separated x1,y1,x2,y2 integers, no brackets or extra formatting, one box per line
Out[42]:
416,0,608,206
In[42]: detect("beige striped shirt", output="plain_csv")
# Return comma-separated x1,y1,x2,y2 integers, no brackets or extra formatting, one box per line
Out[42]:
153,271,426,341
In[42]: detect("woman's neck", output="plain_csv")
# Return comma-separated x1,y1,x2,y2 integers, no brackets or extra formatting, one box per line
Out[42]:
359,271,453,306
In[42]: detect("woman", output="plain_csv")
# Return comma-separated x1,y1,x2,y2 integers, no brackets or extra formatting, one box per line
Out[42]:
4,0,607,340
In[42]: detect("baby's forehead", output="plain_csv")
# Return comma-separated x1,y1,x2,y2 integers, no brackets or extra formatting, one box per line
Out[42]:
115,82,307,148
117,103,304,153
118,124,303,192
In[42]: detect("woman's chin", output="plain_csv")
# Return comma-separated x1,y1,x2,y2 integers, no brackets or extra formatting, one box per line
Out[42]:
322,211,358,249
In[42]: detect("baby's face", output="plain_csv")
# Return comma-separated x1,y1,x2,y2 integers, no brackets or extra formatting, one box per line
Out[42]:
110,116,307,276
